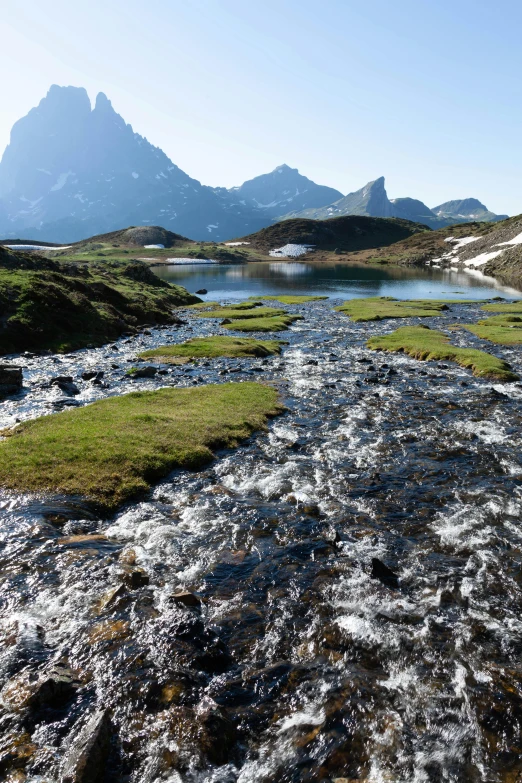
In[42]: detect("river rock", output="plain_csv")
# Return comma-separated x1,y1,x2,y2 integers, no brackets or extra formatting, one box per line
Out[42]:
131,365,157,379
172,590,201,609
0,365,23,397
371,558,399,588
61,709,111,783
195,288,208,294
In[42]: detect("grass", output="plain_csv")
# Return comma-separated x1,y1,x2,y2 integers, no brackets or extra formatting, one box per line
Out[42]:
335,296,457,322
186,301,262,311
221,314,303,332
482,300,522,314
139,336,286,360
0,382,283,510
367,325,518,381
249,295,328,304
0,248,199,353
461,315,522,345
197,306,284,320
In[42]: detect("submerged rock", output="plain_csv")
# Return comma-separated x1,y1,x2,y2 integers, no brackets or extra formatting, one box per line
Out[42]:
371,558,399,588
61,709,111,783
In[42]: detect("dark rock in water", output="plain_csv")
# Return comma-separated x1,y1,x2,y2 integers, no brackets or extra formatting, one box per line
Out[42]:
52,399,82,408
121,568,150,589
61,708,111,783
371,557,399,588
81,371,104,381
195,288,208,295
172,590,201,609
199,703,236,764
0,365,23,397
51,376,80,395
130,366,157,379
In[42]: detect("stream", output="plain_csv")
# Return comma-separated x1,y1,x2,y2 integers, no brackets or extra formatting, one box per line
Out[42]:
1,293,522,782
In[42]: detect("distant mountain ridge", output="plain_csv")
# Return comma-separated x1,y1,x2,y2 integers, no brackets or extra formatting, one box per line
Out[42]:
0,85,509,242
227,164,343,217
283,176,507,228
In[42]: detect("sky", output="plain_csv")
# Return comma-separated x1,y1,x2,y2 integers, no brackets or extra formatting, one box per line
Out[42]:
1,0,521,214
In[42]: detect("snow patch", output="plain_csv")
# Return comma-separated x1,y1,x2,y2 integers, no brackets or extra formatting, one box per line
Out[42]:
50,171,74,192
269,244,315,258
225,242,250,246
462,250,504,267
144,244,165,249
496,231,522,247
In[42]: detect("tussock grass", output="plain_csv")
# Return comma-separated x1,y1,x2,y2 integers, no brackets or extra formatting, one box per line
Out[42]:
462,314,522,345
482,300,522,314
0,383,283,510
198,306,283,320
140,336,286,360
221,314,303,332
367,325,518,381
249,295,328,304
335,296,469,322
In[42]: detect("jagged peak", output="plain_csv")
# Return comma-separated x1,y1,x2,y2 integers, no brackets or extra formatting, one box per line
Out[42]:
94,92,114,113
39,84,91,113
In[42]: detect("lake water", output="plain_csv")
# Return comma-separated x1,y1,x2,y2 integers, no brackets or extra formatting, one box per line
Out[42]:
153,260,521,300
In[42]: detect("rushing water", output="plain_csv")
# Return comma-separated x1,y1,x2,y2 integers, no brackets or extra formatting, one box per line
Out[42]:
1,289,522,782
152,261,520,301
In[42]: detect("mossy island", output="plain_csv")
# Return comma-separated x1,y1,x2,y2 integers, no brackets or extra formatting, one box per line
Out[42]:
0,382,283,510
139,336,286,361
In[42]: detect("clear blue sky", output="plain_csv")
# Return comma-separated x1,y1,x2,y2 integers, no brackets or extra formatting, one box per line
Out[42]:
1,0,521,214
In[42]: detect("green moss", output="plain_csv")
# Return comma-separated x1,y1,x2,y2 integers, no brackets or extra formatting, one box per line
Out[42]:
0,249,199,353
367,325,518,381
185,301,221,310
197,306,283,320
222,314,303,332
482,300,522,314
335,296,469,322
0,382,283,510
249,295,328,304
461,314,522,345
139,336,286,360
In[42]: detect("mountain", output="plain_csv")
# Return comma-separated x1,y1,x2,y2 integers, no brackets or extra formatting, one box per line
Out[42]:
432,198,507,224
0,87,343,244
284,177,508,227
284,176,394,220
227,164,343,218
0,86,272,243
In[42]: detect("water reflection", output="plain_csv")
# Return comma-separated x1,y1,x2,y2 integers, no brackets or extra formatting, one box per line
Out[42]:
153,261,520,300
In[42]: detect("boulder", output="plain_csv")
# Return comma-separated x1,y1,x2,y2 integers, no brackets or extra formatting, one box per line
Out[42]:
0,365,23,397
61,709,111,783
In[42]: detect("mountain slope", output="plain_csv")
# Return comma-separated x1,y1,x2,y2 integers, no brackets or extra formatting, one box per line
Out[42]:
227,164,343,217
432,198,507,224
284,176,394,220
0,86,268,243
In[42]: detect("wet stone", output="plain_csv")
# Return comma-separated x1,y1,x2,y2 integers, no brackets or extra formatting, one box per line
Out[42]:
61,709,111,783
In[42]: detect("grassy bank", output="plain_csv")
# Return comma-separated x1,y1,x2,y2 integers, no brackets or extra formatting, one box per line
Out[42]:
140,336,286,360
0,382,283,509
335,296,460,322
250,295,328,304
462,315,522,345
221,314,303,332
367,325,518,381
0,247,199,354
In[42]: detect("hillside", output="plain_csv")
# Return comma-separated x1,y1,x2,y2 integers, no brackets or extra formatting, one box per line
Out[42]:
236,215,430,253
0,245,199,353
